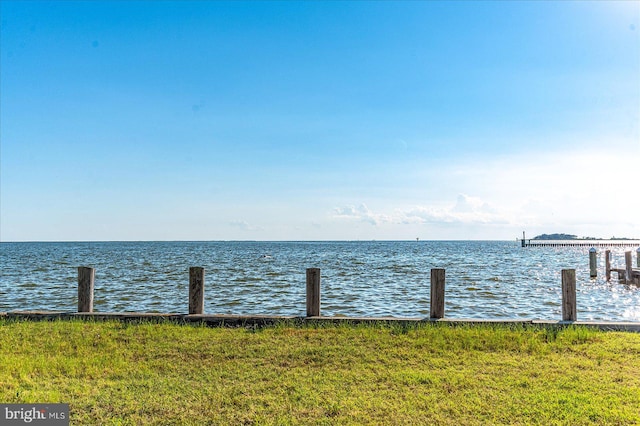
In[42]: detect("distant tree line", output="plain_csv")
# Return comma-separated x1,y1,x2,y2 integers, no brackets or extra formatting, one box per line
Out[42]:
533,233,579,240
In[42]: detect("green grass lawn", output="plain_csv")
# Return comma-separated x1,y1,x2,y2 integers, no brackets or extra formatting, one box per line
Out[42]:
1,319,639,425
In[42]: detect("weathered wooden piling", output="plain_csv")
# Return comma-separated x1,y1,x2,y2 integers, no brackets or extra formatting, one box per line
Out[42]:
589,247,597,278
637,247,640,268
561,269,576,321
605,250,611,281
430,268,446,319
77,266,95,313
306,268,321,317
189,267,205,315
625,251,633,285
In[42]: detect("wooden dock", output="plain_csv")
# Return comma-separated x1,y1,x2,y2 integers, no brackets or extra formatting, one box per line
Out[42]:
605,249,640,285
521,239,640,248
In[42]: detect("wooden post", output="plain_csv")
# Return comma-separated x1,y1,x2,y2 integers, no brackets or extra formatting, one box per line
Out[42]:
561,269,576,321
589,247,597,278
306,268,321,317
77,266,95,313
430,268,446,319
625,251,633,286
189,267,205,315
637,247,640,268
619,270,627,283
605,250,611,281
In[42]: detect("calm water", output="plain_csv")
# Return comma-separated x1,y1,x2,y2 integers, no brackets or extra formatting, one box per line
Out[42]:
1,241,639,321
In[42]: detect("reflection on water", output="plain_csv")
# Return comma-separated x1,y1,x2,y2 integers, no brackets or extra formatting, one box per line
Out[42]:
1,241,639,321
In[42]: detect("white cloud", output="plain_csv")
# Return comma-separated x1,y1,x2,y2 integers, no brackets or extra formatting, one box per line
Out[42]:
333,194,510,228
404,199,509,226
333,203,391,226
411,147,639,238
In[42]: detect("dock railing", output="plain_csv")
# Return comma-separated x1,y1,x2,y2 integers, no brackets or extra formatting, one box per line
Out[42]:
522,239,640,248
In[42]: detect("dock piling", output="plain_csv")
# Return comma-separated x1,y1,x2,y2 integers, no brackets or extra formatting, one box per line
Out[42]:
77,266,95,313
605,250,611,281
625,251,633,285
306,268,321,317
561,269,577,321
430,268,446,319
589,247,597,278
189,267,205,315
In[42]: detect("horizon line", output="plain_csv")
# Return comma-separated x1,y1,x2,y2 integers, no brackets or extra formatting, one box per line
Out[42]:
2,238,640,244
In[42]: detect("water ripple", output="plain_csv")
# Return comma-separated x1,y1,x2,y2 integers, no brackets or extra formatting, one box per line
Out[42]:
1,241,639,320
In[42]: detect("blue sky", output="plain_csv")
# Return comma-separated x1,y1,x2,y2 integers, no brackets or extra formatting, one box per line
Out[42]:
1,1,638,241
